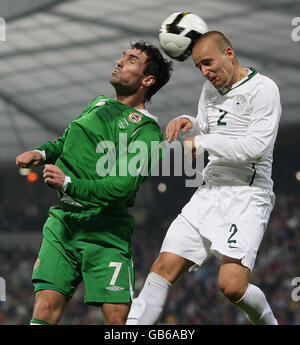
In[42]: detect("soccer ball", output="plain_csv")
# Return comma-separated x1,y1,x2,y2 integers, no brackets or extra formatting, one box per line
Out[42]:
159,12,208,61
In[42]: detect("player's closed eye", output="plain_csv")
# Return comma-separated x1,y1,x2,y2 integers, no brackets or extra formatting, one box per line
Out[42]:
202,59,213,66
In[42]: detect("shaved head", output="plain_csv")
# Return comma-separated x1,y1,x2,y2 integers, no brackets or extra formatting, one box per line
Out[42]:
192,31,247,89
194,31,233,54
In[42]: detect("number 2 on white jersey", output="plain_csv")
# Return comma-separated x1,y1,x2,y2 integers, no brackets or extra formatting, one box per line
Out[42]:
217,110,227,126
109,262,122,285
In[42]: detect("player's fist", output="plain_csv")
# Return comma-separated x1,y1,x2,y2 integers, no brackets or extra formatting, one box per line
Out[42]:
16,151,44,168
43,164,66,191
165,117,193,142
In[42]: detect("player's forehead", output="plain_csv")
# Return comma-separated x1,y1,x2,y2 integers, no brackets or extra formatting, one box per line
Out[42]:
123,48,148,64
192,39,221,63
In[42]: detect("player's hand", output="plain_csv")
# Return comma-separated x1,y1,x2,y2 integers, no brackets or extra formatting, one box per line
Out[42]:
165,117,193,142
43,164,66,191
16,151,44,168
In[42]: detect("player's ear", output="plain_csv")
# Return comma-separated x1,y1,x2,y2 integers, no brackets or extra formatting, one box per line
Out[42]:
224,47,235,60
142,75,156,87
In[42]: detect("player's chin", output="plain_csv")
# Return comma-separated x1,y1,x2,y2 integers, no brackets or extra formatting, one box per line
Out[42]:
109,75,119,85
210,78,222,89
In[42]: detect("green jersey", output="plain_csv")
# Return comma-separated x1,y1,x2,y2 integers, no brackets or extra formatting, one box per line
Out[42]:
37,96,163,210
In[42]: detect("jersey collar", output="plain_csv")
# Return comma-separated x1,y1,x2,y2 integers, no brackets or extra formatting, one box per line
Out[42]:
138,109,158,123
218,67,257,95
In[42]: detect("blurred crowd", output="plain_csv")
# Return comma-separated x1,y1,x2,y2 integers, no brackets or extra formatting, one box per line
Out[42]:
0,176,300,325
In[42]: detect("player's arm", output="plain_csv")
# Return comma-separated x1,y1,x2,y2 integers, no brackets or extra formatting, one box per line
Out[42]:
166,87,208,141
34,128,70,164
194,82,281,161
62,124,163,206
16,126,70,168
17,95,105,168
16,97,102,167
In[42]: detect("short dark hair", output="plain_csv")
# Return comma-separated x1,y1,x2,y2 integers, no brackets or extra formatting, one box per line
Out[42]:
130,41,173,102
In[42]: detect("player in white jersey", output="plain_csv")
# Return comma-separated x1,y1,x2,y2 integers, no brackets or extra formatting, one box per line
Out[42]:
126,31,282,325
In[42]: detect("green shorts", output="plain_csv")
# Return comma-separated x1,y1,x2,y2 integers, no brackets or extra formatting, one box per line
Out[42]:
32,206,135,305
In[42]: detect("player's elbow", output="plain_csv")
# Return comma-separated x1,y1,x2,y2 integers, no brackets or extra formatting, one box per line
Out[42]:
115,181,136,198
244,137,271,161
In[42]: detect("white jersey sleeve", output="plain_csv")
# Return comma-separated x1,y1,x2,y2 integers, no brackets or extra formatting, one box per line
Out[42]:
177,88,209,139
195,79,281,162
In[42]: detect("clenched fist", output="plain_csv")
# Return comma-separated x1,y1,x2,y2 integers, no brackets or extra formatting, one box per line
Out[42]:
16,151,44,168
43,164,66,191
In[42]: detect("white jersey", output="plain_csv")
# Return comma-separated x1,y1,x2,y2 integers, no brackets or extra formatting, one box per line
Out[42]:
182,68,282,191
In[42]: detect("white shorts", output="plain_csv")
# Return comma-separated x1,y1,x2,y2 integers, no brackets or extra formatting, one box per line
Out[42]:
160,185,275,271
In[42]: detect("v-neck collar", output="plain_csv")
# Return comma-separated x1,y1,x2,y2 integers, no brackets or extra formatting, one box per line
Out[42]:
218,68,258,95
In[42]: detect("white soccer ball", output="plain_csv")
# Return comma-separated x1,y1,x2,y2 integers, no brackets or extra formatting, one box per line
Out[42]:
159,12,209,61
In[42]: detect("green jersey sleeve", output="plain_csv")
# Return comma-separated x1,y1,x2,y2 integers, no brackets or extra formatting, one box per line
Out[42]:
64,122,164,206
36,128,69,164
35,96,104,164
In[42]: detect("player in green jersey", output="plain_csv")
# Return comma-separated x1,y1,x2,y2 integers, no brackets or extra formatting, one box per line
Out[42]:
16,41,173,325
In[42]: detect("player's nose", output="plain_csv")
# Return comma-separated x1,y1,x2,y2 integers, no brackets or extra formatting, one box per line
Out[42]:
115,58,123,68
201,66,209,78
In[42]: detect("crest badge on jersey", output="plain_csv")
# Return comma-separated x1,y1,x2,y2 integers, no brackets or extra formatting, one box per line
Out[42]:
128,112,143,124
233,95,247,113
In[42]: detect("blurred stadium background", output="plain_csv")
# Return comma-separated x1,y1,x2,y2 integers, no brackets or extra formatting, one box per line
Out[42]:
0,0,300,325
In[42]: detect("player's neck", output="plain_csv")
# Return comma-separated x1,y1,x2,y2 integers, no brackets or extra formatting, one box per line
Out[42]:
230,65,249,86
115,94,146,110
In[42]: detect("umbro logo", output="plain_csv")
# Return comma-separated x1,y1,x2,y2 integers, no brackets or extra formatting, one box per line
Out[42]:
105,285,124,291
95,99,108,107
